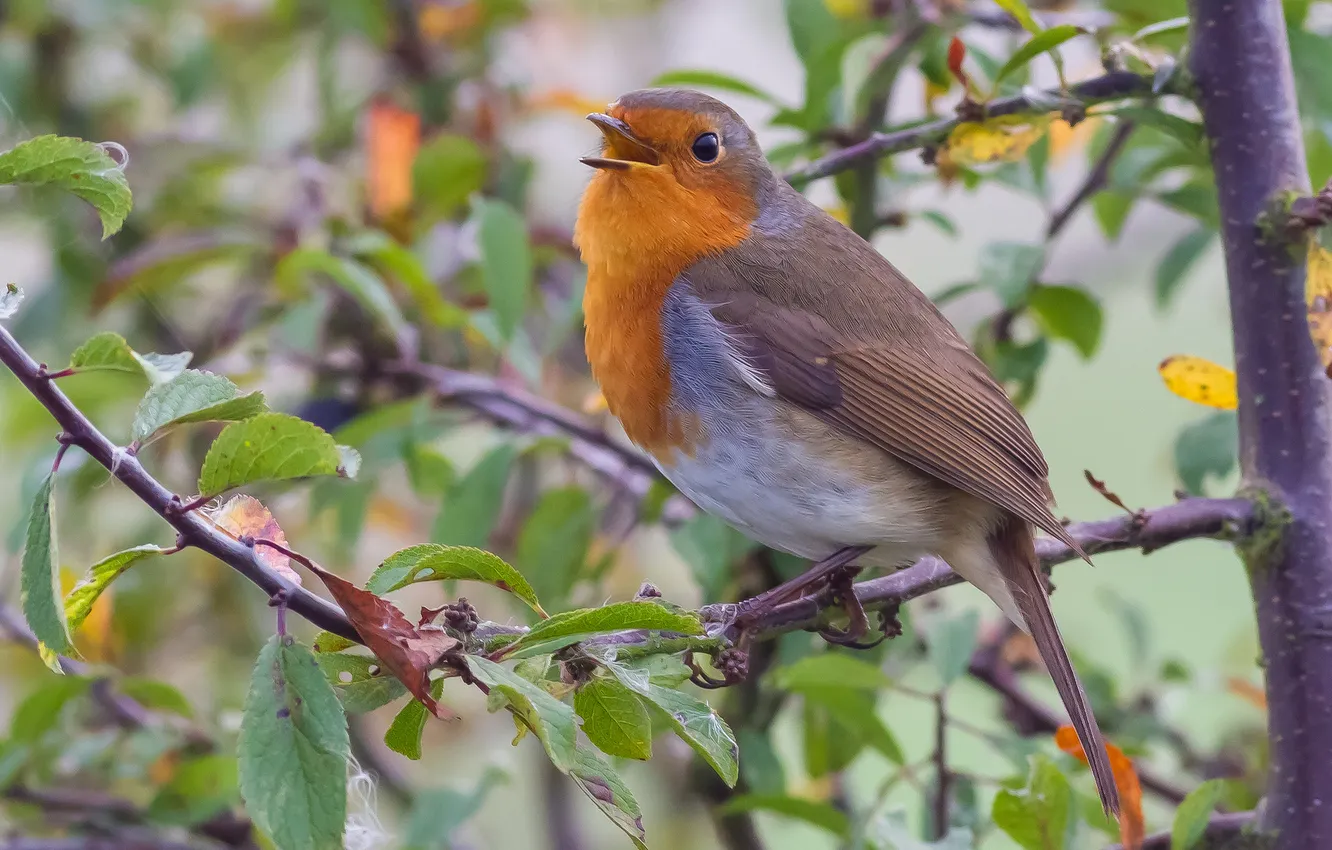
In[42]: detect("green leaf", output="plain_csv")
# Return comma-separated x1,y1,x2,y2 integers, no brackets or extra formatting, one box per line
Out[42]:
979,242,1045,307
799,687,903,764
9,676,89,740
118,678,194,718
1092,190,1134,241
472,197,532,340
1111,106,1205,151
197,413,349,498
312,631,357,654
784,0,853,131
500,602,704,659
927,609,980,686
721,793,850,837
401,769,505,849
649,70,783,105
1174,411,1238,495
383,679,444,761
575,677,653,760
570,747,649,849
993,0,1042,33
64,545,168,636
1172,779,1231,850
413,134,488,219
1132,16,1190,41
1027,285,1102,359
432,443,516,548
517,486,596,607
869,811,974,849
640,683,739,786
316,652,409,713
991,755,1076,850
131,370,266,444
1157,181,1220,227
0,135,132,238
147,754,238,826
68,332,192,385
275,248,408,340
737,728,786,795
669,513,754,600
995,26,1084,85
772,653,894,692
366,544,546,617
348,231,468,329
238,635,349,850
21,473,71,668
0,283,23,320
467,656,577,770
803,697,865,777
1155,228,1214,309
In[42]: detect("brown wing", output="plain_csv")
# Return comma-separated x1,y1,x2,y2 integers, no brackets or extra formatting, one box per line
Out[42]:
682,196,1079,551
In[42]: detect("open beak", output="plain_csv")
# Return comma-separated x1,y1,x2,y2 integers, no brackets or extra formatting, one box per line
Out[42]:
581,113,659,170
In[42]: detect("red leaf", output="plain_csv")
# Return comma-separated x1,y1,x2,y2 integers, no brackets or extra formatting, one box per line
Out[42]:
1055,726,1144,849
304,560,459,719
947,36,970,88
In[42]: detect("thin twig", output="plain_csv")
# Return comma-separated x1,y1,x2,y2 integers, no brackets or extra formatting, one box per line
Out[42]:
932,691,950,840
786,72,1159,185
1047,120,1137,238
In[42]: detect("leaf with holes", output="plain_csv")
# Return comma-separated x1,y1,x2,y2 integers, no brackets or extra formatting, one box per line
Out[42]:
0,284,22,320
575,677,652,760
365,544,546,617
197,413,352,498
316,653,409,713
67,332,193,385
64,545,168,643
131,370,266,444
642,683,739,786
21,474,71,670
303,559,459,719
238,635,349,850
499,602,704,659
0,135,132,238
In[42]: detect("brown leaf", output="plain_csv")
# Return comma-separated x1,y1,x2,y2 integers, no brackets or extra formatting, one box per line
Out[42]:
366,96,421,221
302,560,459,719
211,496,301,586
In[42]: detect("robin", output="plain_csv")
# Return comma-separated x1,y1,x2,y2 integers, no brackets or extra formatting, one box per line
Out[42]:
572,88,1118,813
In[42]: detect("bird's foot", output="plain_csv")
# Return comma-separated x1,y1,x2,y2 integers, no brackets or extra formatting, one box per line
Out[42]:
815,564,872,647
733,545,871,630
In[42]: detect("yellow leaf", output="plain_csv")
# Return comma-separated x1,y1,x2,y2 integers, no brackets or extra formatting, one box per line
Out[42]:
936,115,1051,169
823,204,850,227
1047,115,1099,163
1055,726,1145,850
1158,355,1238,410
60,567,114,662
1308,309,1332,372
1307,238,1332,306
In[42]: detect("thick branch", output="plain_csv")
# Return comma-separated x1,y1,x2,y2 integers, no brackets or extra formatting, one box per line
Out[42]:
1189,0,1332,842
786,71,1156,186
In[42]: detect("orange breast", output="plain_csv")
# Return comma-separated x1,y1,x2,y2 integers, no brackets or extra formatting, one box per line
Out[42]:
574,165,755,458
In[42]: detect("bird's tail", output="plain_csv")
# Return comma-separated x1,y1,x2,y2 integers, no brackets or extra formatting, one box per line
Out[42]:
989,517,1121,816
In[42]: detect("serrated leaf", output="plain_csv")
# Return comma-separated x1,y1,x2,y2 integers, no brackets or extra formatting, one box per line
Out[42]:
21,474,71,669
1027,285,1102,359
499,602,704,659
472,197,531,340
131,370,266,444
649,69,782,104
995,26,1084,85
1156,229,1214,309
467,656,577,770
928,609,980,686
64,545,167,638
721,794,850,837
980,242,1045,307
366,543,546,617
1171,780,1231,850
275,248,408,340
316,653,409,713
1158,355,1237,410
197,413,347,498
570,747,649,849
771,653,894,692
575,677,653,760
238,635,349,850
641,683,739,786
384,679,444,761
1174,411,1238,496
67,332,192,385
0,283,22,320
433,443,516,548
0,135,132,238
991,755,1076,850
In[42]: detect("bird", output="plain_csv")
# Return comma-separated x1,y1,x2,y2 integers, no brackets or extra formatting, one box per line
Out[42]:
572,88,1119,814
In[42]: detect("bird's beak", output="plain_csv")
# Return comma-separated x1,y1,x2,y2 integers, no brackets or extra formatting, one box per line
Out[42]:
582,113,659,170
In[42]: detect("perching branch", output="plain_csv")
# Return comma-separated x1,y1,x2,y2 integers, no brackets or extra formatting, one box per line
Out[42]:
785,71,1159,186
1189,0,1332,842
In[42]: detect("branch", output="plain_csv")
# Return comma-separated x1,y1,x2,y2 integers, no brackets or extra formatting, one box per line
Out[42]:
0,323,362,644
1189,0,1332,841
785,71,1158,186
1047,119,1136,239
1107,811,1254,849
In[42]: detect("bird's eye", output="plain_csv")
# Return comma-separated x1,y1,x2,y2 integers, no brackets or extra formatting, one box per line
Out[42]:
691,132,720,163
